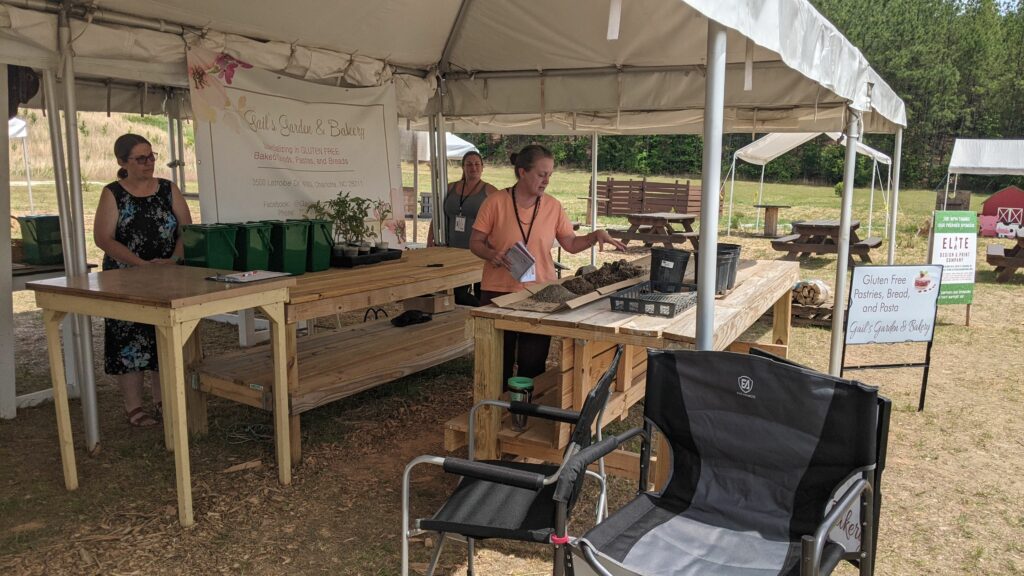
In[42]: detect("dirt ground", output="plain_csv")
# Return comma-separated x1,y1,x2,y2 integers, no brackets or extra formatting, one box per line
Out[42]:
2,234,1023,575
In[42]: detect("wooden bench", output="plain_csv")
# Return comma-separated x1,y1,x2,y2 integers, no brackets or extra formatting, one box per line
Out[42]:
589,177,703,217
987,243,1024,282
855,236,883,250
197,307,472,416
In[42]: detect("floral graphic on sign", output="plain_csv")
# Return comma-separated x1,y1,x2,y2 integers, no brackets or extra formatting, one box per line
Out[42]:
187,47,253,132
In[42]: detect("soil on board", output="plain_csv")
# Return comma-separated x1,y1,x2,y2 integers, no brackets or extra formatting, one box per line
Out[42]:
530,283,578,304
2,237,1024,575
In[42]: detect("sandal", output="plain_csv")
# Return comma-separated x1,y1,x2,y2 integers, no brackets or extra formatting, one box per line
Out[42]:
126,406,159,428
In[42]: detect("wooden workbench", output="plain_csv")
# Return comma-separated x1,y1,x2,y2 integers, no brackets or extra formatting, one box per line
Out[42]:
449,259,800,478
195,247,483,464
28,265,295,528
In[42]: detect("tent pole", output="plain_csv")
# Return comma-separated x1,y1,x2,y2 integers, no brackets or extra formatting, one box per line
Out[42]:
0,67,14,419
590,132,598,266
174,94,187,193
412,132,419,243
887,128,902,263
166,100,178,188
828,109,862,376
726,157,736,236
754,165,765,230
943,172,950,211
60,9,100,450
41,68,82,403
22,133,35,213
867,159,877,237
696,19,727,352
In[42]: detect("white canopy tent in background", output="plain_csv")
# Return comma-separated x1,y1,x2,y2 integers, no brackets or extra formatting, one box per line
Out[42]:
0,1,906,450
7,117,34,212
944,139,1024,209
400,130,477,162
725,132,893,238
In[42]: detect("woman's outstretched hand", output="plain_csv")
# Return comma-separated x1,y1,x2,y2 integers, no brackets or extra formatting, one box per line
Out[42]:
592,230,627,251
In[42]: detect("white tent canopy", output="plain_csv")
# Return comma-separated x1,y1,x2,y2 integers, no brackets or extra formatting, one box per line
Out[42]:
400,131,478,162
726,132,893,236
0,0,907,431
948,139,1024,176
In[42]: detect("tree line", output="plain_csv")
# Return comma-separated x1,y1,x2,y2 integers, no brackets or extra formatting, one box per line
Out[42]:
464,0,1024,193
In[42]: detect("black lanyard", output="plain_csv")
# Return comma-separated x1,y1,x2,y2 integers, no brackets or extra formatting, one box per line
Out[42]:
457,179,484,214
511,185,540,245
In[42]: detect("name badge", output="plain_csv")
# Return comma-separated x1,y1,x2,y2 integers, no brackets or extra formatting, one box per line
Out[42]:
454,215,467,232
520,264,536,283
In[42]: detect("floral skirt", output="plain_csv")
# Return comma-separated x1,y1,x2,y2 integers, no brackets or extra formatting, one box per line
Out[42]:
104,319,159,375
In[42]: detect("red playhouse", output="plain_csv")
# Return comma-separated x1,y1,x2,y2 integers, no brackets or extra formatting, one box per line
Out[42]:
979,185,1024,238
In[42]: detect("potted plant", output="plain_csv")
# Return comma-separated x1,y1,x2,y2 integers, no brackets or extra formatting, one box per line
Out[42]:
306,191,359,257
346,196,373,254
372,198,393,250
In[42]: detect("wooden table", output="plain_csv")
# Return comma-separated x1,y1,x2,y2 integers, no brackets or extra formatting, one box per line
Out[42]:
194,247,483,464
987,237,1024,282
771,219,881,267
28,266,295,527
462,259,799,480
607,212,699,250
753,204,791,237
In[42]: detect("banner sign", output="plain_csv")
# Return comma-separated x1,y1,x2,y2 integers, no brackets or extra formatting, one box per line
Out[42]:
929,211,977,305
189,47,404,244
846,265,943,345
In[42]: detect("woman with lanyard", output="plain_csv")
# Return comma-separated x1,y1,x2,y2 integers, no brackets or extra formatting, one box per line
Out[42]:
428,151,497,305
470,144,625,383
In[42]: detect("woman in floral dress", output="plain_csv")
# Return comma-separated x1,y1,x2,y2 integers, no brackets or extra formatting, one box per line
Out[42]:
94,134,192,427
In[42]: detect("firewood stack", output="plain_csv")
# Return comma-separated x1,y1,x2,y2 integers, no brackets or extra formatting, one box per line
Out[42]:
791,280,832,306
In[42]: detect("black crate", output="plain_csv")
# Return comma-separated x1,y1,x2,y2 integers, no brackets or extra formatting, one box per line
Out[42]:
609,281,698,318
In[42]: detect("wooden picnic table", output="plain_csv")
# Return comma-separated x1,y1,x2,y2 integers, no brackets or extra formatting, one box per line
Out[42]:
753,204,791,237
771,219,881,267
455,259,799,484
607,212,699,250
194,247,482,465
28,266,296,527
987,236,1024,282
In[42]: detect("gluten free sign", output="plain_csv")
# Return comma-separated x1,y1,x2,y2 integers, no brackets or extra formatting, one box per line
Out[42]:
846,265,943,344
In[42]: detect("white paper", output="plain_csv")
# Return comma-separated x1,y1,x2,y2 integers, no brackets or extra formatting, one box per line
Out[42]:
454,215,466,232
506,241,537,282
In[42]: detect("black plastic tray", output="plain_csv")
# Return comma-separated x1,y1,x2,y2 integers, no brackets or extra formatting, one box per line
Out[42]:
609,281,698,317
330,247,402,268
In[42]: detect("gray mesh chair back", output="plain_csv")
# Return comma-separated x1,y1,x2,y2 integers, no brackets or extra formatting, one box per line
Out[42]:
576,349,887,576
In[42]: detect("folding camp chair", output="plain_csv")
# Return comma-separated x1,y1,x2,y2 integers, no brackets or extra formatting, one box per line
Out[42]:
401,345,625,576
562,349,891,576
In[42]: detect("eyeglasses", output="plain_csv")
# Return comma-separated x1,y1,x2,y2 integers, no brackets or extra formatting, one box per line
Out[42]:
128,153,158,164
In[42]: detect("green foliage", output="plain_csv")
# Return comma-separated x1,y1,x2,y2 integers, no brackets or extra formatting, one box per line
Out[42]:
305,191,372,244
834,182,844,197
125,114,168,129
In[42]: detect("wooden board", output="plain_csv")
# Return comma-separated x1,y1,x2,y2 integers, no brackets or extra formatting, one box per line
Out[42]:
198,308,472,414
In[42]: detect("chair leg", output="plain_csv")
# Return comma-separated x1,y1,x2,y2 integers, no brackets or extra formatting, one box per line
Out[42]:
553,545,566,576
467,538,476,576
426,533,446,576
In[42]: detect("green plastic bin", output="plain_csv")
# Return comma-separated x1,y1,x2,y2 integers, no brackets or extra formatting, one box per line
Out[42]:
182,224,237,270
267,219,309,275
234,222,273,271
17,215,64,265
306,219,333,272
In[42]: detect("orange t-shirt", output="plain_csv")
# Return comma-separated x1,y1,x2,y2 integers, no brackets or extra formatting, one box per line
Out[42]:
472,188,575,293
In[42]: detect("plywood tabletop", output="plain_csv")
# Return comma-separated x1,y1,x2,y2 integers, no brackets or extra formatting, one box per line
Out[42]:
287,247,482,304
471,259,799,348
27,264,296,309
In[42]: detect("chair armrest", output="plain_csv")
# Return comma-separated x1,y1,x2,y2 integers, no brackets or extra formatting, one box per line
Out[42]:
508,402,580,424
800,477,871,576
442,457,547,490
553,428,646,503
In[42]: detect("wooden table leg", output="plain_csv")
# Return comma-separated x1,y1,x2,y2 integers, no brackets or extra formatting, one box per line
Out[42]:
286,322,301,467
184,328,208,437
572,339,595,411
772,292,792,355
764,208,779,237
43,310,77,490
156,323,194,528
472,317,503,461
259,302,291,485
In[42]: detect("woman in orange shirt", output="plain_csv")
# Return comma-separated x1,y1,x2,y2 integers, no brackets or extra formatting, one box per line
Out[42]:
470,144,624,382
